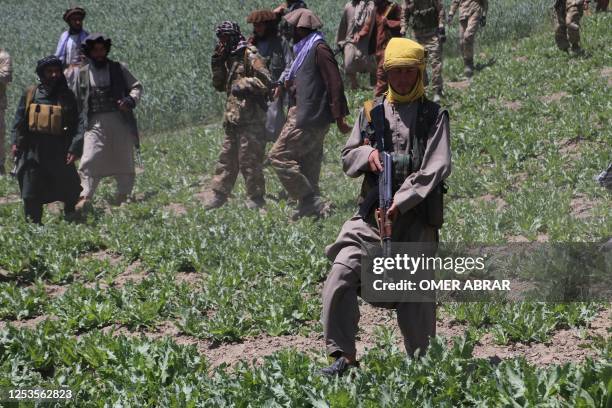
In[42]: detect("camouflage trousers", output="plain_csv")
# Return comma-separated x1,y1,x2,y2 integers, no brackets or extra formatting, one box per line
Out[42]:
210,122,266,200
268,106,330,200
459,12,482,62
554,0,584,51
0,108,5,168
415,32,443,94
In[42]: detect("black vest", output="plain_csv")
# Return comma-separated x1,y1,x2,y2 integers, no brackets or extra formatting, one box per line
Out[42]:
295,40,334,129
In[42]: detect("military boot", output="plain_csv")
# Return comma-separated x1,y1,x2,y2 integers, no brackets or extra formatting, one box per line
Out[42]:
292,194,330,221
320,357,360,377
201,190,227,210
110,193,129,206
246,196,267,214
464,58,474,78
570,45,584,57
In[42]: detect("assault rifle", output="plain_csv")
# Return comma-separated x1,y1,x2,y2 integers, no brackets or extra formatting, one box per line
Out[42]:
370,103,393,258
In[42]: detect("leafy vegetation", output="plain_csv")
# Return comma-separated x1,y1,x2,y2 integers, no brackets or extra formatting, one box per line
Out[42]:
0,0,610,404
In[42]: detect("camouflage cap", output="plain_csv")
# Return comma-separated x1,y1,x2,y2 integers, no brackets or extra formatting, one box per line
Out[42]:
246,10,277,24
63,6,86,22
215,21,242,38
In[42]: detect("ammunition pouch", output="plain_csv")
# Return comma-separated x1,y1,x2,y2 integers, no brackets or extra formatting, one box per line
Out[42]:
89,86,118,114
391,153,412,191
27,103,64,136
411,4,438,31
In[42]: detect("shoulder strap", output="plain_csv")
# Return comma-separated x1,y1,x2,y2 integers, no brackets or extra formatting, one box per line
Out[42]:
24,85,37,122
25,85,36,108
416,97,440,140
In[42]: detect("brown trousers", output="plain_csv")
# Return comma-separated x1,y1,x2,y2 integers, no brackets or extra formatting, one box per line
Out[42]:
268,107,330,200
322,212,437,357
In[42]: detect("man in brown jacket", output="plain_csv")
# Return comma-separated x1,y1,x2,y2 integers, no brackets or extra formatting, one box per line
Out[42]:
370,0,403,96
268,9,351,220
320,38,451,376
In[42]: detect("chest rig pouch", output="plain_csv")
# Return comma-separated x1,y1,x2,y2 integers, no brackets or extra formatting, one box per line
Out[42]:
27,89,65,136
89,86,118,114
358,97,447,228
411,0,439,31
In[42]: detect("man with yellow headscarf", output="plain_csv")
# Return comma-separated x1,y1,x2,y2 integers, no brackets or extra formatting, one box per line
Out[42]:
320,38,451,376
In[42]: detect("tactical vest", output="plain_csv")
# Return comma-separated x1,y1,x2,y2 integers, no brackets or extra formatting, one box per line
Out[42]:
411,0,439,31
89,86,117,113
358,97,447,228
26,87,65,136
295,40,334,129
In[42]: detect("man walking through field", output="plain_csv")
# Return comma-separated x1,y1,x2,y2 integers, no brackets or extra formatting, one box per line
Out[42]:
336,0,377,90
0,47,12,175
200,22,273,211
553,0,585,55
448,0,488,77
320,38,451,376
401,0,446,102
370,0,403,96
73,34,143,210
268,9,351,220
55,7,89,89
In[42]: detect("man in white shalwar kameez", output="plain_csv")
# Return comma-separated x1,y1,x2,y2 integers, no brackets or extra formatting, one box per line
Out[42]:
73,34,143,210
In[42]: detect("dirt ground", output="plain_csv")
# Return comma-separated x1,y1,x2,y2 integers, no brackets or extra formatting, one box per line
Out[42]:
3,302,608,371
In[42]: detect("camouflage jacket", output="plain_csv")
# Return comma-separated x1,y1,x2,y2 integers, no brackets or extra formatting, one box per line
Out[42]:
211,45,272,126
449,0,488,20
402,0,445,35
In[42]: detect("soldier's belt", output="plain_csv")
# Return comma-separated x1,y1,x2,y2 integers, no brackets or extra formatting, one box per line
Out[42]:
28,103,64,136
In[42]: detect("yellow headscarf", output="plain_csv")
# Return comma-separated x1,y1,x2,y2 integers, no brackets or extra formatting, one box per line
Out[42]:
383,38,426,104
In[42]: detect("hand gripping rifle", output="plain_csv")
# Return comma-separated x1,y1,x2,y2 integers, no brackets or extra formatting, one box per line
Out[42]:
370,103,393,258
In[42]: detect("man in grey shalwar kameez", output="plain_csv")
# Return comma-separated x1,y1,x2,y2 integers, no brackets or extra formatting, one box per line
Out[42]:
73,34,143,210
320,38,451,376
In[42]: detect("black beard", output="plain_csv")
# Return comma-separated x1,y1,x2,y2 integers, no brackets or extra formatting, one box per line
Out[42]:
68,27,82,35
92,58,108,68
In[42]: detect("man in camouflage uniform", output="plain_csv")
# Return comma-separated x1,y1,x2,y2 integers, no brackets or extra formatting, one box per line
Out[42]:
201,22,272,211
448,0,488,77
401,0,446,102
553,0,585,55
0,47,12,175
247,10,292,141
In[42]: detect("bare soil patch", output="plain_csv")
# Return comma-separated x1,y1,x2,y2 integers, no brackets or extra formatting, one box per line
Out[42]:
474,307,610,366
447,80,471,90
478,194,508,210
570,193,601,219
113,260,147,288
601,67,612,86
0,194,20,205
163,203,188,217
540,91,568,104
